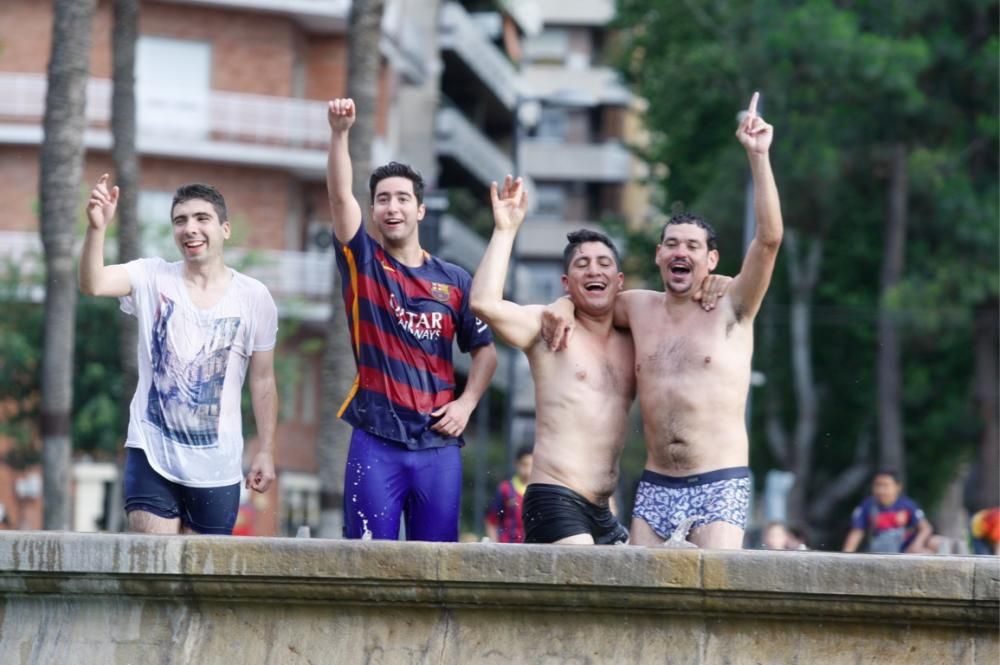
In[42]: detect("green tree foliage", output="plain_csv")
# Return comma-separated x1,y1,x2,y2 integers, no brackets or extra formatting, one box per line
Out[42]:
0,262,127,465
615,0,997,544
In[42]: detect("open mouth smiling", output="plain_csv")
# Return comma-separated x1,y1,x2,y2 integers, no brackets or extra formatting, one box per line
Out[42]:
584,281,607,292
669,260,692,276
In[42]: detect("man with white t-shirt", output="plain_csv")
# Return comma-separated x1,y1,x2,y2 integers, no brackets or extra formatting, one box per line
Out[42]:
79,174,278,535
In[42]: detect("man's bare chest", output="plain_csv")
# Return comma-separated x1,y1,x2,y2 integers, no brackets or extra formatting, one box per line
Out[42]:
633,314,743,378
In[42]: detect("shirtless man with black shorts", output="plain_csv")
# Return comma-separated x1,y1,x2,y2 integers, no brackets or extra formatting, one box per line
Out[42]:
544,93,782,548
471,177,723,544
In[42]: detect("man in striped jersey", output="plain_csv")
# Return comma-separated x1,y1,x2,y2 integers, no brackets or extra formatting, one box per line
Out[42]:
327,98,498,541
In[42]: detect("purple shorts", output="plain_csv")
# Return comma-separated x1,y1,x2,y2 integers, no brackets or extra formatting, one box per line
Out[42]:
343,429,462,541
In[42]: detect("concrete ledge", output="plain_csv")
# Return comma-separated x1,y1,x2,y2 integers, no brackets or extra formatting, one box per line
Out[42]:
1,532,997,664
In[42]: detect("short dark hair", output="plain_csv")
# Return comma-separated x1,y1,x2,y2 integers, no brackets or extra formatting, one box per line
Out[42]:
369,161,425,205
515,445,533,461
562,229,621,273
661,212,717,251
874,469,901,484
172,183,228,223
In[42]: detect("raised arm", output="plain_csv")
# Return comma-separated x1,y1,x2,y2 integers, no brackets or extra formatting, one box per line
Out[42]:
470,176,543,350
729,92,783,320
79,174,133,297
326,98,364,244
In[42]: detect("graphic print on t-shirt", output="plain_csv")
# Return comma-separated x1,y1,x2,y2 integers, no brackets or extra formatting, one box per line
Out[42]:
145,294,241,448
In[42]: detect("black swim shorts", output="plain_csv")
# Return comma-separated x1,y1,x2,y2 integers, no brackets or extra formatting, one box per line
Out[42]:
522,483,628,545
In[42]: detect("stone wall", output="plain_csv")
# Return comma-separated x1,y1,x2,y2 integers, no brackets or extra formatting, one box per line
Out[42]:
0,532,996,664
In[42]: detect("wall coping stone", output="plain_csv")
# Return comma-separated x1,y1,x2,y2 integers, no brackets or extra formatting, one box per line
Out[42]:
1,531,996,629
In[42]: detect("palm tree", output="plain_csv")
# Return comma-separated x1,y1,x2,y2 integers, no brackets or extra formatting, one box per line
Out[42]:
39,0,98,530
317,0,386,537
109,0,141,533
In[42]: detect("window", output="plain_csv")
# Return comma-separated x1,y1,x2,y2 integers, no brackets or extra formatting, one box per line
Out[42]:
535,107,568,142
521,261,564,305
138,190,177,258
534,185,567,219
522,29,569,65
136,36,212,138
300,357,318,425
279,472,320,537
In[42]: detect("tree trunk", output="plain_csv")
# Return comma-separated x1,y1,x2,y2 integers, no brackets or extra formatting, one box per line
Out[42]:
39,0,98,530
876,143,908,479
316,0,386,538
972,297,999,509
771,230,822,526
110,0,141,534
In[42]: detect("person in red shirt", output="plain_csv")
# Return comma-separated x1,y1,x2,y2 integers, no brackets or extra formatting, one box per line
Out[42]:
970,507,1000,555
485,446,533,543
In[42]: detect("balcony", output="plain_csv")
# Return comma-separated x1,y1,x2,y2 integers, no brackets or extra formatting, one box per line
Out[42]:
519,139,631,183
534,0,615,25
521,65,631,106
0,72,332,177
435,107,516,190
439,2,523,110
162,0,349,32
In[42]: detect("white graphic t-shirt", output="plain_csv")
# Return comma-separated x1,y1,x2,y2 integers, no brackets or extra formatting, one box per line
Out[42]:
120,258,278,487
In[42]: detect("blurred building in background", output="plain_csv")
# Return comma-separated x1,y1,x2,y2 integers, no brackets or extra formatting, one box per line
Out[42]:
0,0,648,535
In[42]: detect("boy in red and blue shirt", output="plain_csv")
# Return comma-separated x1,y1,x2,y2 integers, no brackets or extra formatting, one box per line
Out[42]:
485,446,533,543
842,470,939,554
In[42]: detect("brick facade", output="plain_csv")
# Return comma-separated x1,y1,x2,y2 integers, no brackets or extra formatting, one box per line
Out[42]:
0,0,363,535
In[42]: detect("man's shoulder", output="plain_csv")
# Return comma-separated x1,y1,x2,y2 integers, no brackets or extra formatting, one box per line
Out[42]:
621,289,661,304
133,256,174,271
855,496,876,512
618,289,662,317
127,256,179,284
424,253,473,283
229,268,276,304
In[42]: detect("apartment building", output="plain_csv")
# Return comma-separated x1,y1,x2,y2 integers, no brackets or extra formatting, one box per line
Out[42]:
455,0,649,448
0,0,646,534
0,0,438,535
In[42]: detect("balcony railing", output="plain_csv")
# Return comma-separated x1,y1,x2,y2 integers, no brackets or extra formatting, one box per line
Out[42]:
438,2,523,109
519,139,632,183
521,65,631,106
162,0,348,29
534,0,615,26
0,211,513,308
0,72,331,150
435,107,515,189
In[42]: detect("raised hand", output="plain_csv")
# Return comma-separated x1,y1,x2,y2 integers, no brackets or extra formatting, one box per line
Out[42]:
86,173,119,231
490,174,528,232
736,92,773,155
328,98,356,133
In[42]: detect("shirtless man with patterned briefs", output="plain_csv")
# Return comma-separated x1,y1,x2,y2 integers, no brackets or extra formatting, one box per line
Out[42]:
544,93,782,549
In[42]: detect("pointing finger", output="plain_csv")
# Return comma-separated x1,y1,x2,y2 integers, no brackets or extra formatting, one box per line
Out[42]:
748,91,759,117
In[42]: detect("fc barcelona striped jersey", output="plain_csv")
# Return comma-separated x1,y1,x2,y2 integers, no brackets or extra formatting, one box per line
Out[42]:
334,227,493,450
